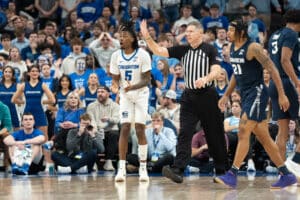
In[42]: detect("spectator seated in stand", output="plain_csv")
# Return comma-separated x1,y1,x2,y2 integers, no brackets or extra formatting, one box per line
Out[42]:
188,127,213,174
157,90,180,134
51,113,104,174
126,112,177,173
4,113,45,175
86,86,120,171
54,92,85,154
0,100,12,171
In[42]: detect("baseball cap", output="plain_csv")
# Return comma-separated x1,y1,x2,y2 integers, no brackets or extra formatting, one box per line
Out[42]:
165,90,177,99
98,85,110,93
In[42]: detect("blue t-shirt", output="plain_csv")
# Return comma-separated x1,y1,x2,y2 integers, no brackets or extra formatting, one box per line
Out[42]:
69,72,90,89
41,77,55,91
101,75,116,101
202,16,229,31
225,116,240,134
77,1,103,23
175,77,185,101
12,129,44,141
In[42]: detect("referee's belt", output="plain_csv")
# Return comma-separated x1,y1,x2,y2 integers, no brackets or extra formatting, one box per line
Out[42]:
185,86,213,93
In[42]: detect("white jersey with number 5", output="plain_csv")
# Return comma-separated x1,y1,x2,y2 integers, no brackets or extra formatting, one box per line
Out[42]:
110,48,151,124
110,48,151,93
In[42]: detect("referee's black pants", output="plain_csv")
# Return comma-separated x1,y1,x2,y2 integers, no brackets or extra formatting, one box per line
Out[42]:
174,87,228,172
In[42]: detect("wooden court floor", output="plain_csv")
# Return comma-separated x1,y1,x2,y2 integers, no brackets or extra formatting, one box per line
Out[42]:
0,172,299,200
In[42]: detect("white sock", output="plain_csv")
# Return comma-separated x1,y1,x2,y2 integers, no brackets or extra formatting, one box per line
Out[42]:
138,144,148,162
140,162,147,169
118,160,126,170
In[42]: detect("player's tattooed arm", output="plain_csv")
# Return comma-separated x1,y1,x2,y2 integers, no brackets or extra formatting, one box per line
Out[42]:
249,43,289,111
250,44,273,68
250,43,285,96
126,71,151,91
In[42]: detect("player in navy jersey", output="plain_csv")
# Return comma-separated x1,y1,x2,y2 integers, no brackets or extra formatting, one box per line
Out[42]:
111,21,151,182
0,66,20,129
214,19,297,189
267,10,300,179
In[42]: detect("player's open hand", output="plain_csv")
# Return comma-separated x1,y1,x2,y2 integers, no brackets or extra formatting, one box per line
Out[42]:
278,94,290,112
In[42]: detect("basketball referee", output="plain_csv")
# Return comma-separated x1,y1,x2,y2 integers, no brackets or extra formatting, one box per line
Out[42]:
141,20,228,183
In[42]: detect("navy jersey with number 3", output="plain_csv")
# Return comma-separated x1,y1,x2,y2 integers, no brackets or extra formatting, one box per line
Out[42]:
268,27,299,78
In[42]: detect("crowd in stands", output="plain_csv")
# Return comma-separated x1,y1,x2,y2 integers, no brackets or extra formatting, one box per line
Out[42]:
0,0,299,176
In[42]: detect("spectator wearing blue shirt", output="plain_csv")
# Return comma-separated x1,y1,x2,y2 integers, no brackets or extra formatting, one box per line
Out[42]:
242,4,266,44
69,57,90,90
77,0,103,26
127,112,177,173
240,0,282,30
52,113,104,174
220,43,233,80
4,113,45,175
55,92,85,134
21,32,39,65
0,0,9,10
157,59,174,95
202,3,229,31
224,100,241,165
148,9,171,35
151,35,180,87
170,63,185,101
205,0,227,15
161,0,180,24
215,68,229,98
213,27,227,60
129,6,142,32
11,28,30,52
55,75,73,109
101,64,117,101
74,18,92,43
101,6,117,29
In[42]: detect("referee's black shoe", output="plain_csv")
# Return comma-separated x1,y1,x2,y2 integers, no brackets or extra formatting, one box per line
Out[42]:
162,165,184,183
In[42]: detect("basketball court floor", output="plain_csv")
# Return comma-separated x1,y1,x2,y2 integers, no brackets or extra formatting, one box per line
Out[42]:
0,171,299,200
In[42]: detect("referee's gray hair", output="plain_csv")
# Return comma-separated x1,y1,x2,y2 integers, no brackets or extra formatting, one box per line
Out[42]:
187,21,203,30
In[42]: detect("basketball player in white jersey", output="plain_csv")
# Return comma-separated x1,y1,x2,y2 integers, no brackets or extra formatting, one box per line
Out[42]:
110,22,151,182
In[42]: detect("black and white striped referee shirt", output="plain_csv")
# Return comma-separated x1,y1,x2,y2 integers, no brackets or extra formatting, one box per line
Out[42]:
168,42,219,89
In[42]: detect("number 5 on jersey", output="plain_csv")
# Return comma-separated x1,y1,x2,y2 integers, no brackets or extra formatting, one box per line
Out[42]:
125,70,132,81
